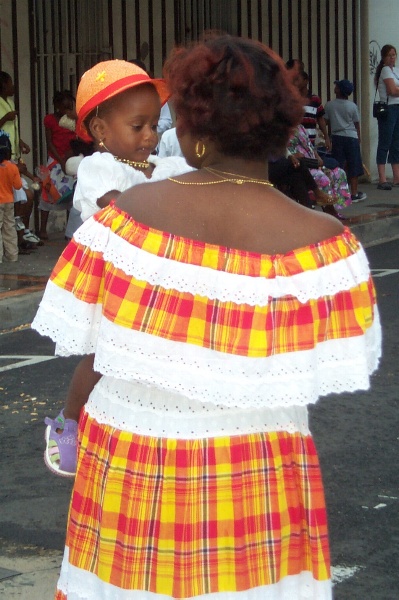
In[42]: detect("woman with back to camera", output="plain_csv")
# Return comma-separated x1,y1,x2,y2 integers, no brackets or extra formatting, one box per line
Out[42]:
33,34,381,599
375,44,399,189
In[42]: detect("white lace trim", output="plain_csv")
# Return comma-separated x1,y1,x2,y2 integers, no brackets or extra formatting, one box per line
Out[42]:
86,378,311,438
33,282,103,354
32,284,381,410
73,218,371,306
57,547,332,599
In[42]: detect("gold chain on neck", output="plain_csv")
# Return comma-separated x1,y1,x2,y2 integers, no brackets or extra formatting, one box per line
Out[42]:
206,166,272,185
168,166,273,187
114,156,150,170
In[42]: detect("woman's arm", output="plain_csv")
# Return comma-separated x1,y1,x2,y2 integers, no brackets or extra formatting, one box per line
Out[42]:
19,138,31,154
45,126,65,169
317,116,331,151
0,110,17,128
313,148,324,167
382,75,399,97
355,122,361,144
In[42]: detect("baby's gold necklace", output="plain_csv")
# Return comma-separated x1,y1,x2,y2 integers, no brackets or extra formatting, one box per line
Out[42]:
114,156,150,170
168,166,273,186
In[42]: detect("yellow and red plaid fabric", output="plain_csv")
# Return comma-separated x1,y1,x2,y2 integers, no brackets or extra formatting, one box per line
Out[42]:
56,411,330,598
49,204,376,359
47,203,378,598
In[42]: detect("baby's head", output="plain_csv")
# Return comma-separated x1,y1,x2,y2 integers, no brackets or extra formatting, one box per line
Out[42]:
53,90,75,117
76,60,169,165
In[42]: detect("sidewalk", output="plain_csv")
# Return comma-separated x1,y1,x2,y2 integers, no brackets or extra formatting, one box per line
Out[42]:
0,544,62,599
1,181,399,333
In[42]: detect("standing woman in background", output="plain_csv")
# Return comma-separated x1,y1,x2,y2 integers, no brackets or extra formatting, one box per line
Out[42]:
0,71,31,160
39,90,77,239
375,44,399,190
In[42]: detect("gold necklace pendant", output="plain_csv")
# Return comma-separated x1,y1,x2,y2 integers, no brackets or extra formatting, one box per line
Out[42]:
205,166,272,186
114,156,150,170
168,167,273,187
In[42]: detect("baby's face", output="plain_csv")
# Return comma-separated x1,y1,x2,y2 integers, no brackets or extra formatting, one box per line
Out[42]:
100,85,161,163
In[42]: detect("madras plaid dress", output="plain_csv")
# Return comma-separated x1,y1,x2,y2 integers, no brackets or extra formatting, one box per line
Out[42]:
32,203,381,600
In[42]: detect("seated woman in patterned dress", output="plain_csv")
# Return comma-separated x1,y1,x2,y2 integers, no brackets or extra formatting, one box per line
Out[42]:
287,123,352,219
32,33,381,600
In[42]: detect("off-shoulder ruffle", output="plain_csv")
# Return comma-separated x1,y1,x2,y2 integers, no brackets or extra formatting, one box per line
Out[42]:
72,208,371,306
32,284,381,409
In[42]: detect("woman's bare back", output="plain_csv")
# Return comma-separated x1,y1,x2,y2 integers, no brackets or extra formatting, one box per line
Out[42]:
117,177,344,257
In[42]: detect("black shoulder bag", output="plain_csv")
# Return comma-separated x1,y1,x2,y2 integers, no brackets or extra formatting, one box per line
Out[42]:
373,73,389,120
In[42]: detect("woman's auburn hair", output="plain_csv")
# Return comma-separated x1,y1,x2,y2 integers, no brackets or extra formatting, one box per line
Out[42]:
164,34,304,160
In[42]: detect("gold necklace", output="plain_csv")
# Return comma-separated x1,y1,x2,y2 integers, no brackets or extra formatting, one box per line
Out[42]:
206,166,272,186
114,156,150,170
168,166,273,187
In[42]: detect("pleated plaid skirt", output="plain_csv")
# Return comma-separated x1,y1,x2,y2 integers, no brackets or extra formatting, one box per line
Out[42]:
55,410,331,598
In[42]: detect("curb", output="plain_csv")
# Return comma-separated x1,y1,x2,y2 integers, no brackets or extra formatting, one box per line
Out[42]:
350,214,399,247
0,291,43,332
0,545,62,599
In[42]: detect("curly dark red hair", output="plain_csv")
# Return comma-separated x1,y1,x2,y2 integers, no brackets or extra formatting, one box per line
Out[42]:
164,34,304,160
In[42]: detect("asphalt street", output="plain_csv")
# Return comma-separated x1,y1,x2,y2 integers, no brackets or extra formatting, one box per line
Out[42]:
0,238,398,599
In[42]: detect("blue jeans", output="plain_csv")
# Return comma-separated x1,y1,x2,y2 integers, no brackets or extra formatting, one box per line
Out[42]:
376,104,399,164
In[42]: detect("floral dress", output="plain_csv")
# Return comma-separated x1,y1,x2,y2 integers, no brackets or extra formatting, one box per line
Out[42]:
288,125,352,208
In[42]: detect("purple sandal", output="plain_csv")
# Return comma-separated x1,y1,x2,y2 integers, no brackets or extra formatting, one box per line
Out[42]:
44,410,78,477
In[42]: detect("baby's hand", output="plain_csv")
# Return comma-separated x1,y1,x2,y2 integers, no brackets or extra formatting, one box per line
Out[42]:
97,190,121,209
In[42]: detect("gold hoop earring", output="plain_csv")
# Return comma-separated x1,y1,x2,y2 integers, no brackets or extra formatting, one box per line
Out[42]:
99,140,110,152
195,141,206,158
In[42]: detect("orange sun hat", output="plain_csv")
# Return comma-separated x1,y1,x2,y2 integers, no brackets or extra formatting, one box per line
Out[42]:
75,59,170,142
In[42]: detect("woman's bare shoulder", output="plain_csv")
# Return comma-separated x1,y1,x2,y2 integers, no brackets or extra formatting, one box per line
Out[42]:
258,194,345,254
116,180,160,212
303,207,345,239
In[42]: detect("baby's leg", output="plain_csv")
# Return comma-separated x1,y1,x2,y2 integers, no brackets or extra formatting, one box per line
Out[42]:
44,355,102,477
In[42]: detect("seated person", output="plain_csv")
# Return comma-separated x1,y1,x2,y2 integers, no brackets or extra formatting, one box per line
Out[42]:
268,154,332,209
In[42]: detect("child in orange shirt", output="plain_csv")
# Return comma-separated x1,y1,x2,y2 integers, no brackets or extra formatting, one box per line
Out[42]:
0,131,22,263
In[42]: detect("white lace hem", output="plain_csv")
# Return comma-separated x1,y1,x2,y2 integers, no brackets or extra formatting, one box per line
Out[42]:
73,218,371,306
86,378,311,438
57,547,332,599
32,284,381,410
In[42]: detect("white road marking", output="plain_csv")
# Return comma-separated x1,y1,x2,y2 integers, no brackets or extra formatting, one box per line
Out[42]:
371,268,399,277
0,355,56,373
332,564,363,585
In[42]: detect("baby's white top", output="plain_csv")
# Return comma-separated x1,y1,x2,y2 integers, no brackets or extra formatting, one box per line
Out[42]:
74,152,194,221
